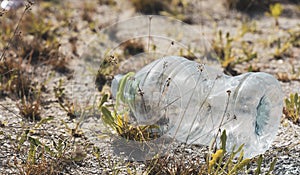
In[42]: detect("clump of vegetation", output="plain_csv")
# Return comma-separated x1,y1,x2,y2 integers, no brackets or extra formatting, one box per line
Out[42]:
266,3,283,27
283,93,300,124
224,0,254,11
122,39,145,57
223,0,269,12
12,117,84,175
17,98,41,121
266,28,299,60
146,130,277,174
96,39,145,92
99,93,160,141
287,28,300,47
53,79,80,120
130,0,191,22
130,0,171,14
211,30,257,75
0,1,70,73
273,38,292,59
95,55,119,91
0,58,32,98
98,0,117,6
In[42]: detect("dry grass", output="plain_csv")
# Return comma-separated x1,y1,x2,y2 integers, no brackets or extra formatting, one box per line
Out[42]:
0,0,299,174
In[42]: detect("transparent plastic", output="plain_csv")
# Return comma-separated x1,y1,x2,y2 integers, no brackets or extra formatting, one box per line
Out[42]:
112,56,283,158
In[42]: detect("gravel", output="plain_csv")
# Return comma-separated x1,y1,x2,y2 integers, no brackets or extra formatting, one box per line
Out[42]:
0,0,299,174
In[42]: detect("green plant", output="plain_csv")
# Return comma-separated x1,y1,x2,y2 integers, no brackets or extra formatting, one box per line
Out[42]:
130,0,171,14
145,130,277,175
19,13,62,64
53,79,80,120
9,114,92,175
211,30,240,75
211,29,257,75
12,116,75,175
98,72,161,142
0,58,33,98
0,1,34,62
130,0,191,22
224,0,254,11
212,31,234,68
267,3,283,26
122,39,145,57
273,38,291,59
99,93,160,142
238,41,257,64
239,20,258,37
207,130,251,174
159,0,191,23
287,28,300,47
283,93,300,123
17,98,41,121
95,55,119,92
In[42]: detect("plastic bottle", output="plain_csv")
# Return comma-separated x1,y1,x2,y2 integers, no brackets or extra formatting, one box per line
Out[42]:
111,56,283,158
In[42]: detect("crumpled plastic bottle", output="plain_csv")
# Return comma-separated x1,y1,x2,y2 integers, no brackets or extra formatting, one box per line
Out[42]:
112,56,283,158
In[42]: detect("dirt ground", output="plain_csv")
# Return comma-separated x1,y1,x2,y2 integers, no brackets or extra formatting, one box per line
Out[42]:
0,0,300,174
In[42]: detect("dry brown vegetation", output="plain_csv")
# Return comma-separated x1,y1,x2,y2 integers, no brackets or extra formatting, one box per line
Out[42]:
0,0,299,174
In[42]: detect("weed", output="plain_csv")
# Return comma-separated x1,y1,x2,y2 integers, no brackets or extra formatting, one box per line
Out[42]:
81,1,97,31
266,3,283,27
224,0,254,11
212,31,234,68
146,153,206,175
0,0,33,62
17,98,41,121
98,0,117,6
8,116,71,175
122,39,145,57
238,41,257,63
273,38,292,59
18,11,62,64
62,119,85,138
18,135,72,175
53,79,79,120
0,2,70,73
0,57,33,99
211,30,238,75
206,130,252,174
145,130,277,175
95,56,119,92
7,114,91,175
287,28,300,48
159,0,192,23
211,29,257,75
283,93,300,124
239,20,258,37
130,0,191,22
99,93,160,141
130,0,171,14
223,0,269,12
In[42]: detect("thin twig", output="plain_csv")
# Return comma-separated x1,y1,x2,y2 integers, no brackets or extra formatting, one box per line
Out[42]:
0,3,32,62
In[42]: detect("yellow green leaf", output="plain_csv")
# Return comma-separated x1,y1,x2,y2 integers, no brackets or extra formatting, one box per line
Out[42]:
270,3,282,18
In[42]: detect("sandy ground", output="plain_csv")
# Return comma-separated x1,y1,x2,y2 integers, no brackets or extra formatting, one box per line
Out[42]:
0,0,300,174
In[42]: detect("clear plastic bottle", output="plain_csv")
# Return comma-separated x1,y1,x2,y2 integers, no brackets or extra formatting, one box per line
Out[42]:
112,56,283,158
